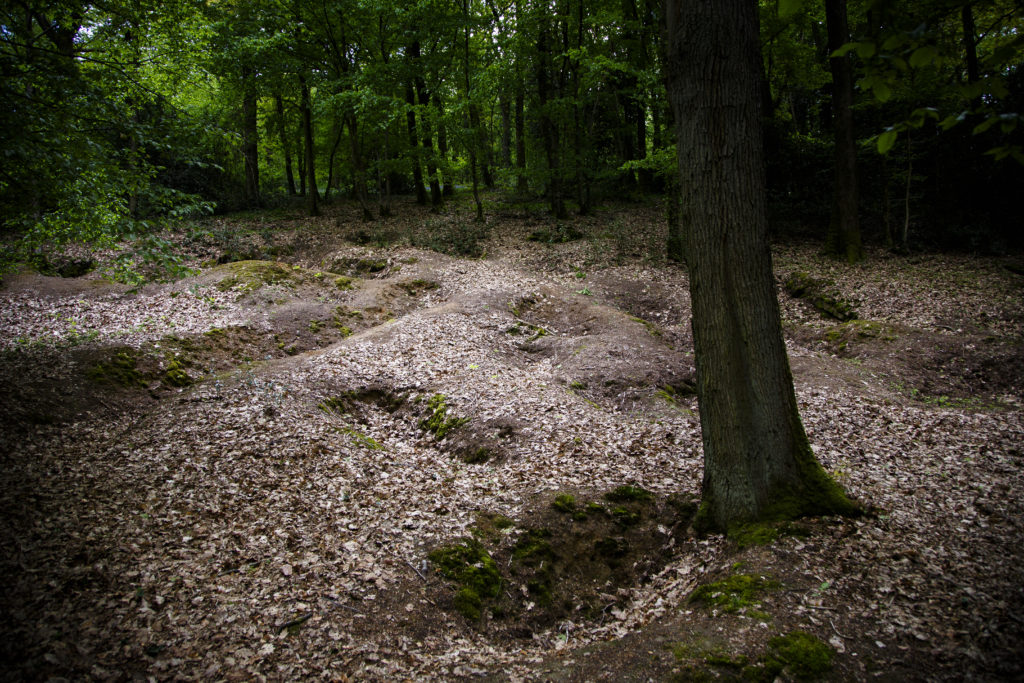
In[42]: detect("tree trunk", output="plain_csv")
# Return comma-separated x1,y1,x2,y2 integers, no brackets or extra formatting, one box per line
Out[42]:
471,103,494,189
275,95,297,196
346,114,375,221
436,96,454,197
378,130,392,218
242,66,261,208
500,95,512,167
463,2,484,221
406,83,427,204
299,76,318,217
514,0,529,195
324,119,344,203
515,88,528,195
825,0,863,263
663,0,857,532
962,4,980,89
537,22,567,219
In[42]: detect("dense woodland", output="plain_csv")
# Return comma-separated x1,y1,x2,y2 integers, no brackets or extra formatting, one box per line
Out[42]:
2,0,1023,270
3,2,1024,679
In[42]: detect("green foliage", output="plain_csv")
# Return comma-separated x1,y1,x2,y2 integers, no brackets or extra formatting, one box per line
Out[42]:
0,0,218,263
411,216,490,258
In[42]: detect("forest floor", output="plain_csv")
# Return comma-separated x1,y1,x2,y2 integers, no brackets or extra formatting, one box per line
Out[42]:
1,196,1023,681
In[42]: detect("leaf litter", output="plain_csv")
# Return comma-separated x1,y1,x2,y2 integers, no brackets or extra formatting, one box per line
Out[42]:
0,199,1022,680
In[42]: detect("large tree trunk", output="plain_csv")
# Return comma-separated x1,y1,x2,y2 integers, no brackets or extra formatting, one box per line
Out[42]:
242,66,261,208
663,0,857,532
299,76,318,217
825,0,863,263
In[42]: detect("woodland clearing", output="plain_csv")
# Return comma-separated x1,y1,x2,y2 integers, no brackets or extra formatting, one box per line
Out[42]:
1,198,1022,681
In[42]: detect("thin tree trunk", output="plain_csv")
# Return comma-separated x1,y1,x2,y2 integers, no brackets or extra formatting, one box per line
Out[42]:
378,129,392,218
436,95,454,197
664,0,857,531
902,132,912,252
406,83,427,204
242,66,261,208
275,95,297,196
962,4,980,88
825,0,862,262
346,114,375,221
500,95,512,167
515,89,528,195
299,76,318,216
324,119,344,203
411,44,443,210
463,2,484,221
471,104,494,189
537,22,566,219
514,0,529,195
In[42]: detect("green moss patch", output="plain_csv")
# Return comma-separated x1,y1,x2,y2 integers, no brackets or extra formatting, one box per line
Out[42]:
419,393,469,439
822,319,898,354
397,279,440,295
214,260,300,293
87,349,146,388
428,539,502,620
744,631,835,681
783,271,857,321
689,573,780,615
427,488,695,630
729,520,811,549
162,358,193,387
605,485,654,503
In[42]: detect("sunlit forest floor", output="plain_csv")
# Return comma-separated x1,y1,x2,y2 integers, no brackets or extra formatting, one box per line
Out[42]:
1,196,1022,680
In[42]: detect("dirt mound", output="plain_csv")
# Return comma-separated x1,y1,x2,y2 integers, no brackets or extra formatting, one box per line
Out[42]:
508,286,696,408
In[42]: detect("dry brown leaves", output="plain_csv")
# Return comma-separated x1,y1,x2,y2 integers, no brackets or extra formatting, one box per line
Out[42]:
1,207,1022,680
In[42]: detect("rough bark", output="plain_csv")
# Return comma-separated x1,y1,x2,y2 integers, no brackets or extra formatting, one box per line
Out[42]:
663,0,857,531
825,0,863,263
